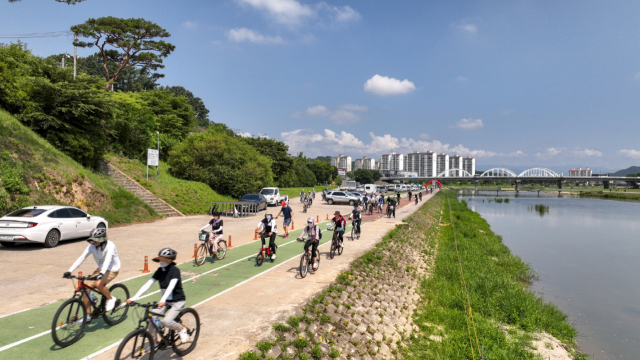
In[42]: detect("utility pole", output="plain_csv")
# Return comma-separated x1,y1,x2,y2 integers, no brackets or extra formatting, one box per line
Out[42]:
73,34,77,80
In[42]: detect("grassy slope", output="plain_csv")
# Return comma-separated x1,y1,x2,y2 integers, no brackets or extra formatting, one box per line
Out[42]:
107,156,234,215
406,191,585,359
0,110,159,226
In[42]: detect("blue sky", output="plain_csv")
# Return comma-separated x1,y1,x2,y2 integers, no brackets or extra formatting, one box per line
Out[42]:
2,0,640,171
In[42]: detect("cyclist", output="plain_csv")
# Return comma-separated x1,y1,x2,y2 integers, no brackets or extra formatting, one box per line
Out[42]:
307,191,313,207
63,227,120,318
303,194,310,212
276,201,293,238
378,195,385,211
396,192,401,205
408,190,412,201
311,189,316,199
199,212,223,254
297,217,320,270
414,194,418,204
419,191,422,201
387,197,397,218
126,248,189,345
300,189,305,202
255,213,278,260
330,211,347,247
348,204,362,235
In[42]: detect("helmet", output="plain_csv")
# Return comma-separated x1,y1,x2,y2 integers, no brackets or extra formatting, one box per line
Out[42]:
265,212,273,220
88,227,107,243
154,247,177,262
307,217,315,225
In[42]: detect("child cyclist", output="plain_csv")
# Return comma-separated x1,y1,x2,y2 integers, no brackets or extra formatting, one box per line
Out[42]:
200,212,223,253
126,248,190,345
297,217,320,270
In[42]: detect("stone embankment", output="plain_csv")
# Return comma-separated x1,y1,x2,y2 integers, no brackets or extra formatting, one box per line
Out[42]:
240,206,439,360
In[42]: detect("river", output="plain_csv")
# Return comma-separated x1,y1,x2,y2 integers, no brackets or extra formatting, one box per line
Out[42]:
461,191,640,359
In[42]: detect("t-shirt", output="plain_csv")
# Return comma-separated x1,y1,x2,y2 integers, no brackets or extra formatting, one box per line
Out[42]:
351,209,361,220
259,218,278,233
68,240,121,274
208,218,223,234
280,206,292,219
152,263,185,302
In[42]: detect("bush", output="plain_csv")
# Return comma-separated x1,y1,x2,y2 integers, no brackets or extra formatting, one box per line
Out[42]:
168,128,273,198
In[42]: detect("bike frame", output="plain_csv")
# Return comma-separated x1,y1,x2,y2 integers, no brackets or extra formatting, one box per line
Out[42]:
132,303,173,345
258,232,274,257
71,277,102,314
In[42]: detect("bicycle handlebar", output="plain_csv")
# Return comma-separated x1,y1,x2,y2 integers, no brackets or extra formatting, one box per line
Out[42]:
69,275,101,281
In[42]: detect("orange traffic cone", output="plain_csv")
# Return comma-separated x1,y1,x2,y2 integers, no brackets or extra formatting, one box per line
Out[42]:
254,232,258,241
291,220,294,230
326,214,329,220
316,215,319,223
193,243,198,259
142,256,150,273
228,235,233,248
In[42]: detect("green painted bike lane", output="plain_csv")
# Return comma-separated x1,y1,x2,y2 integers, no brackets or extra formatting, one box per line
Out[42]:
0,219,357,360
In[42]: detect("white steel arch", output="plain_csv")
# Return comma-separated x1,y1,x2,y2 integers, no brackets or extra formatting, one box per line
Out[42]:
518,168,559,177
436,169,473,178
479,168,517,177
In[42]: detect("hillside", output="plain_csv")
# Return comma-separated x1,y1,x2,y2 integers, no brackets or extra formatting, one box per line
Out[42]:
612,166,640,176
0,110,160,225
107,156,234,214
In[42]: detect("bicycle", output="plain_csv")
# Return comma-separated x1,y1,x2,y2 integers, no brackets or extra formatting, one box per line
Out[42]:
386,204,395,218
327,225,345,259
303,201,309,213
298,236,321,278
367,203,374,216
378,202,384,214
195,231,227,266
52,275,129,347
350,219,361,240
114,302,200,360
255,231,277,266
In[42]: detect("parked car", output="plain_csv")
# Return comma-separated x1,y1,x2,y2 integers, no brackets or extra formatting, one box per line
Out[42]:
239,194,268,211
0,206,108,248
376,185,388,193
325,191,360,206
260,187,282,206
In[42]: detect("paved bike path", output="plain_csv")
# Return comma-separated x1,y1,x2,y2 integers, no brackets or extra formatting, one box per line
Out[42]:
0,219,356,360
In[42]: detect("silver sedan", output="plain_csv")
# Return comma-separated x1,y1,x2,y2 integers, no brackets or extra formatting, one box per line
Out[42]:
0,206,108,248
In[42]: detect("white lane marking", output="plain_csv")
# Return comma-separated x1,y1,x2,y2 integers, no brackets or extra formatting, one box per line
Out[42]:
80,239,338,360
0,221,339,354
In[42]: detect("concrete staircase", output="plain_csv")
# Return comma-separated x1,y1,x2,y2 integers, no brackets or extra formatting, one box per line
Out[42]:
102,162,184,218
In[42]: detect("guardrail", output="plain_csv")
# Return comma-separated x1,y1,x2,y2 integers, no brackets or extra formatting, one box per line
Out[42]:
209,201,259,217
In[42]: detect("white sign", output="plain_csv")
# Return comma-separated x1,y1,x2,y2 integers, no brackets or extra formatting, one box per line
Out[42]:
338,168,346,176
147,149,159,166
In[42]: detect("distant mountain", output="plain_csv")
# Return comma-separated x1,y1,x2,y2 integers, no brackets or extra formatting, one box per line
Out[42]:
611,166,640,176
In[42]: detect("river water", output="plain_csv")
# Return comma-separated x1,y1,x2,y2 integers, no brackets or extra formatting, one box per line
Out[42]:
461,191,640,359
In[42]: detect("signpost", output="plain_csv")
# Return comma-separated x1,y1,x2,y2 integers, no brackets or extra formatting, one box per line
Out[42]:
147,149,159,180
338,168,346,176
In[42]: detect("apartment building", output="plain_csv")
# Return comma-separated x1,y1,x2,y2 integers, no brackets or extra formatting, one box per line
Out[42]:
462,157,476,177
568,167,592,177
354,156,376,170
330,154,352,172
380,153,404,172
407,151,436,177
436,153,449,176
448,155,462,177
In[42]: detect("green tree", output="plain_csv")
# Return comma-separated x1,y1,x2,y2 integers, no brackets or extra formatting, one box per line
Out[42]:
314,156,331,163
109,91,156,159
74,53,160,92
352,169,375,184
242,137,293,182
168,129,273,198
161,86,210,127
72,17,175,90
307,160,335,184
334,176,343,186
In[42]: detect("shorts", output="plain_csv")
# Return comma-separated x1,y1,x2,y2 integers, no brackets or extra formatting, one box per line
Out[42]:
85,268,118,288
283,218,292,226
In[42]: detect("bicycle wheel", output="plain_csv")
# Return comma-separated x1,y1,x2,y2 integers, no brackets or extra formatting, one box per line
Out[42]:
215,240,227,260
195,243,208,266
351,227,355,240
115,329,155,360
313,250,321,271
338,240,344,255
51,297,87,347
299,253,309,278
171,308,201,356
329,240,336,259
102,284,130,326
256,250,264,266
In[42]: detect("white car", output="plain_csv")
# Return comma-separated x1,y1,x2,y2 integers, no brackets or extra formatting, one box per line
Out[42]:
259,187,282,206
0,206,108,248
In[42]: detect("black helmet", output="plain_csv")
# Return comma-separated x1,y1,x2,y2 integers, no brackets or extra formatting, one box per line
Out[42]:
88,227,107,243
154,247,177,262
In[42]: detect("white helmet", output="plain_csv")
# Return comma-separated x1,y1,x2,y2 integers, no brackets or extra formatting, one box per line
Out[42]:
307,217,315,226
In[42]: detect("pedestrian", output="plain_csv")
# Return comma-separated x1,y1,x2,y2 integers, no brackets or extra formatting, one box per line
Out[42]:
396,192,401,204
276,201,293,238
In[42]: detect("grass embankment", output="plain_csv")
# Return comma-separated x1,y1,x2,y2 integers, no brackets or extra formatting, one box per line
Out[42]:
406,191,586,359
579,191,640,200
107,156,234,214
0,110,159,226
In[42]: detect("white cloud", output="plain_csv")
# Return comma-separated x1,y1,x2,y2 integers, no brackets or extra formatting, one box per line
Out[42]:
236,0,314,25
618,149,640,159
635,73,640,80
227,28,284,44
502,109,514,116
419,133,430,140
573,148,602,157
451,118,484,130
363,74,417,96
459,23,477,33
456,76,469,82
181,21,198,29
507,150,526,157
302,104,367,124
535,147,561,159
280,128,500,159
324,4,361,22
236,131,252,138
291,111,303,118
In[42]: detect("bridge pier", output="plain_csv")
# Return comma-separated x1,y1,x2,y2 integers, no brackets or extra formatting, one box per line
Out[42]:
604,180,611,190
515,180,521,193
474,180,478,194
557,180,563,189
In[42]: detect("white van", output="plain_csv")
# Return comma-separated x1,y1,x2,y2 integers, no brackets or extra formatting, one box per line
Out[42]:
364,184,377,194
259,187,282,206
394,184,402,192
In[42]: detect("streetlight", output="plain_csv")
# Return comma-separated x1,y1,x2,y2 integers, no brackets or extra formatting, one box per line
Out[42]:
156,131,160,180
